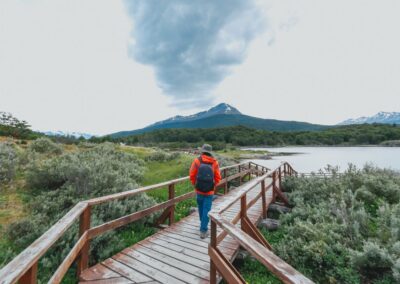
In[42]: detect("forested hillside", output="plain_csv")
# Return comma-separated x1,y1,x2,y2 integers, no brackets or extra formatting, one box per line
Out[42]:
97,124,400,148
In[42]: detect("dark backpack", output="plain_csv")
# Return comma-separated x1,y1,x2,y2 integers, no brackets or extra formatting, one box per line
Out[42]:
195,156,215,192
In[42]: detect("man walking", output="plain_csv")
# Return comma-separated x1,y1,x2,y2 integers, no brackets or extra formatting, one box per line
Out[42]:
190,144,221,239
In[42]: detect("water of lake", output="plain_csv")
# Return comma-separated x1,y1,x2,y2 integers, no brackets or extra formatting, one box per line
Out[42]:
244,146,400,173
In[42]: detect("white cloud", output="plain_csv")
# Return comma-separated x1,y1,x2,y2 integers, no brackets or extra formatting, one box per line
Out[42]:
1,0,399,134
216,0,400,124
0,0,177,135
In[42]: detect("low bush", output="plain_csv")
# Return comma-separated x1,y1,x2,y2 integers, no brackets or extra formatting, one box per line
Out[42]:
145,149,178,162
0,142,18,183
5,143,156,280
267,165,400,283
28,137,63,154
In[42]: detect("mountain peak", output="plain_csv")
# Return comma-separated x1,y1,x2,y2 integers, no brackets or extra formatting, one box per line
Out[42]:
207,103,241,115
149,103,241,127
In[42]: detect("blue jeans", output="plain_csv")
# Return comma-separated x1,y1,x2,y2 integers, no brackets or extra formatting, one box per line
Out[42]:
196,193,213,232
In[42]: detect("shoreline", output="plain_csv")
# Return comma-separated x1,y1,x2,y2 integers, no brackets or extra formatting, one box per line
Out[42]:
241,144,400,149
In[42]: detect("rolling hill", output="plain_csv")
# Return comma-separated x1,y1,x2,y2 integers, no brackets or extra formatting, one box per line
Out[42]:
110,103,327,138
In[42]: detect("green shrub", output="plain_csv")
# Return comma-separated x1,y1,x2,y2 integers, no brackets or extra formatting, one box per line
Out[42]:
268,165,400,283
351,241,393,279
0,142,18,183
28,137,62,154
5,143,156,281
145,149,178,162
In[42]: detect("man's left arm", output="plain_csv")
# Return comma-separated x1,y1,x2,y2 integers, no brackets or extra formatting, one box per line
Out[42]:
214,161,222,186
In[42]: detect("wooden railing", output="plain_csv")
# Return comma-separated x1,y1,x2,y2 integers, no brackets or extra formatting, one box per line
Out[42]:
0,161,269,284
208,162,315,284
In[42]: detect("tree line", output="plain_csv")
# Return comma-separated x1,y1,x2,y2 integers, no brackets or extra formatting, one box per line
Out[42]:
92,124,400,148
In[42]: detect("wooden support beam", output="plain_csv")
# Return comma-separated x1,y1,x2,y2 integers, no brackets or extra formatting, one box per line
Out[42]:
168,184,175,225
238,165,242,185
261,180,267,219
210,215,315,284
278,167,282,189
223,169,228,194
19,262,37,284
77,206,91,277
272,172,277,203
154,207,172,227
210,220,217,284
209,247,246,284
241,216,272,250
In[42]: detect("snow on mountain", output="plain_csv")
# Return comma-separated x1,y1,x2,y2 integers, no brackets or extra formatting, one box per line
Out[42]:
150,103,241,127
339,112,400,125
43,131,94,139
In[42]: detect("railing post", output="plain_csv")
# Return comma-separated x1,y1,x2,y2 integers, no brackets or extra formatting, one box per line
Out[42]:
272,172,277,202
77,205,91,277
210,220,217,284
223,169,228,194
278,167,282,190
19,262,38,284
168,183,175,225
261,179,267,219
240,194,247,230
238,165,242,185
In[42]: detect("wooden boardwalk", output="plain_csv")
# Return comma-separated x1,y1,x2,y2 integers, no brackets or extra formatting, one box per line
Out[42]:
80,179,272,284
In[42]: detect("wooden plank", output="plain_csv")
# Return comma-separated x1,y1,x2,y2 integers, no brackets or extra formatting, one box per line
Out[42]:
163,227,238,250
0,202,88,284
102,258,154,283
79,277,134,284
155,234,208,254
129,245,210,280
114,253,186,284
146,238,210,263
155,234,235,257
169,225,239,251
138,241,209,268
80,264,122,281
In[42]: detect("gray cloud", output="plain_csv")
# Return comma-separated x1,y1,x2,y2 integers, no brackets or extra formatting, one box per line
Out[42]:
125,0,264,107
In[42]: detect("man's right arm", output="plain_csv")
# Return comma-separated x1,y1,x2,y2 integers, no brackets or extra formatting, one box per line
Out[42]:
189,159,198,185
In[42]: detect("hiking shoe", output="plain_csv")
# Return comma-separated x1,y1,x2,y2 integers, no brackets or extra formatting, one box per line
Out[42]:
200,231,209,239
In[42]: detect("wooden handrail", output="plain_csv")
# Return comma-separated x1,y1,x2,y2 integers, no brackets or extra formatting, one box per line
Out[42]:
0,161,261,284
209,162,314,284
0,202,88,284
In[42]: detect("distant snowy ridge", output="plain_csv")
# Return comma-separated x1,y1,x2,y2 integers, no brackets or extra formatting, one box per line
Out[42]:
43,131,94,139
339,111,400,125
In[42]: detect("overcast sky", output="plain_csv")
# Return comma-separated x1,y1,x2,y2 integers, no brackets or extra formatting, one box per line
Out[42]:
1,0,399,135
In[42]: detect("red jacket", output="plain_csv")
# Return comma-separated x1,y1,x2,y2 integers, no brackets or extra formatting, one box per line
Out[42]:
190,154,221,195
